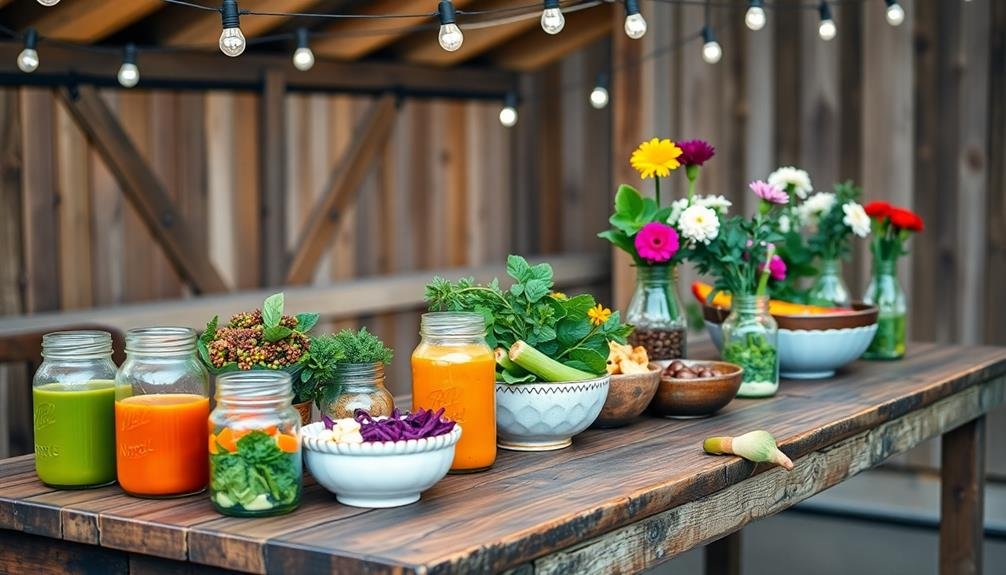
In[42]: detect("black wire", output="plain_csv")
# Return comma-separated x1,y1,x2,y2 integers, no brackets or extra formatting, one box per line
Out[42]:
160,0,220,13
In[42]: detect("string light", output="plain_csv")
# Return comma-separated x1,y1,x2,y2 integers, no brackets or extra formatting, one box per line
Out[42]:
701,26,722,64
884,0,905,26
437,0,464,52
37,0,60,6
745,0,766,31
292,28,315,71
623,0,647,40
17,28,39,73
541,0,565,35
219,0,246,57
818,1,836,41
117,44,140,88
589,73,609,109
499,92,518,128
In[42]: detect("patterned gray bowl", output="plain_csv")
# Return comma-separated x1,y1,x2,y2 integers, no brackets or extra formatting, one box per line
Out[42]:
495,375,610,451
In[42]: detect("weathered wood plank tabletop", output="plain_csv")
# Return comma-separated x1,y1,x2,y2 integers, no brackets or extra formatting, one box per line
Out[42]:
2,342,1003,575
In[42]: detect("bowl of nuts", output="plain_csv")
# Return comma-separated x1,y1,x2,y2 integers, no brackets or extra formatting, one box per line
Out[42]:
648,360,743,418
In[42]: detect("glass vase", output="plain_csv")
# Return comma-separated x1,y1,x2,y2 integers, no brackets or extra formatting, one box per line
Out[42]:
808,258,851,307
861,258,907,360
721,294,779,398
318,362,395,420
626,265,687,360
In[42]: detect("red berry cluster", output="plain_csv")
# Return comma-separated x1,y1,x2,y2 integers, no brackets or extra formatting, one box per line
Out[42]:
206,309,308,370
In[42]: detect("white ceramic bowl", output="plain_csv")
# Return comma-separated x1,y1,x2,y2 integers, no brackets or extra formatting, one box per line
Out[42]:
495,375,609,451
302,422,461,508
706,323,878,379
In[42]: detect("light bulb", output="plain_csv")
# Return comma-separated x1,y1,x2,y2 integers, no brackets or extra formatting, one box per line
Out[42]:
818,19,836,41
17,49,38,73
219,27,246,57
37,0,60,5
702,41,722,64
438,23,464,51
885,2,905,26
499,106,518,127
117,63,139,88
745,7,766,31
293,47,315,71
624,13,647,39
541,8,565,35
589,86,609,109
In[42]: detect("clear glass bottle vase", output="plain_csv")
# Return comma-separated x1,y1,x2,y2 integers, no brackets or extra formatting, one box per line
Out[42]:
861,258,907,360
721,294,779,398
626,265,687,360
808,258,851,307
318,362,395,420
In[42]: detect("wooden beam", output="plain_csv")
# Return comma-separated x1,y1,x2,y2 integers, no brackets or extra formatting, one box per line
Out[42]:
19,88,60,313
940,417,986,575
312,0,474,61
260,69,286,287
491,3,613,72
0,44,515,99
0,253,610,334
162,0,318,47
395,0,538,67
286,95,398,284
58,85,228,294
28,0,161,42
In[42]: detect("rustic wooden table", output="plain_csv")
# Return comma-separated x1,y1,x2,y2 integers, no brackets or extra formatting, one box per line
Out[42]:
1,342,1003,575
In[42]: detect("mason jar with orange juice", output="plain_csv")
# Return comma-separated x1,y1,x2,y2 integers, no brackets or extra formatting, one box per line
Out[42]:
115,327,210,497
411,312,496,472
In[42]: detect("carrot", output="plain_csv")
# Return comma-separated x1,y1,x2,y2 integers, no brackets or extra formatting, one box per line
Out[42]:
690,281,852,316
215,427,238,452
275,433,299,453
262,425,278,436
209,433,219,455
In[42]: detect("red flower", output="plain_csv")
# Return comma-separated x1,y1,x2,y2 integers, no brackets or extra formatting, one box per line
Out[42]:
888,207,924,232
864,201,892,219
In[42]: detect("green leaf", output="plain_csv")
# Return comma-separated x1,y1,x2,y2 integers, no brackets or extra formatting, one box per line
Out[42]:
200,315,218,343
556,318,591,347
614,184,644,218
524,278,551,302
563,360,593,373
562,294,597,320
296,313,319,333
501,368,537,384
197,339,212,368
262,293,284,328
568,348,607,374
263,325,293,343
506,254,531,282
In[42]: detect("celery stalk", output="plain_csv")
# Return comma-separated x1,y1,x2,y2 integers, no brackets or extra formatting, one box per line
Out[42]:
508,340,596,383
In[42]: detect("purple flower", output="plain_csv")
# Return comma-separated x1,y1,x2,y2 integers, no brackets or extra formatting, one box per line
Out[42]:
750,180,789,205
634,222,679,264
763,255,787,282
677,139,716,167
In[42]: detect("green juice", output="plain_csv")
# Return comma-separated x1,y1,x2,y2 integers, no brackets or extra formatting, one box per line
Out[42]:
33,380,117,488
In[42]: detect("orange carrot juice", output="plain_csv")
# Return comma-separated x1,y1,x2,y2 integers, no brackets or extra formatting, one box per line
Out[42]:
412,342,496,472
115,393,210,497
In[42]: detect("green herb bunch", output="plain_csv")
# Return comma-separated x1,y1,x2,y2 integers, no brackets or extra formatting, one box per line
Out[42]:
210,431,300,509
689,213,783,300
426,254,632,383
806,180,863,261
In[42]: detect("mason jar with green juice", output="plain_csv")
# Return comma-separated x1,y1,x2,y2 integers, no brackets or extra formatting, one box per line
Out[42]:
32,331,118,488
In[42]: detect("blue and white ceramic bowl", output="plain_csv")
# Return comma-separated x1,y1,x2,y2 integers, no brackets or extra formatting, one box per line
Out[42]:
495,375,609,451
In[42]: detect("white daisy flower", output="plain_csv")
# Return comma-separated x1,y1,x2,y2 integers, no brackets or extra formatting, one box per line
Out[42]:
842,201,871,238
798,192,836,227
696,194,732,214
768,166,813,200
666,197,690,225
678,205,720,244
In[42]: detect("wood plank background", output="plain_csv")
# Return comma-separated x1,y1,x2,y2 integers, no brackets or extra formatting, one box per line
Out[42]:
0,0,1004,474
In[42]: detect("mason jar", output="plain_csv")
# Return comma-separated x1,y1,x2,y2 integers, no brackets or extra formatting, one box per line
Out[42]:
32,331,118,488
626,265,688,360
115,327,209,498
721,294,779,398
209,371,302,516
318,362,395,420
411,312,496,473
808,258,851,307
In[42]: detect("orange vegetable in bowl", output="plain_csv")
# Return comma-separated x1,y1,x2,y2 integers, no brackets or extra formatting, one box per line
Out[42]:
690,282,851,316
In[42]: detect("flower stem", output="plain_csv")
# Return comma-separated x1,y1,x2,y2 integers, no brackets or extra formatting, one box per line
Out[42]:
756,243,775,297
654,177,662,208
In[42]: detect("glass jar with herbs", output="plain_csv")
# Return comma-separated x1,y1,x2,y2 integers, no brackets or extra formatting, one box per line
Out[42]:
32,331,118,489
115,327,210,498
721,294,779,398
313,328,395,420
209,371,302,516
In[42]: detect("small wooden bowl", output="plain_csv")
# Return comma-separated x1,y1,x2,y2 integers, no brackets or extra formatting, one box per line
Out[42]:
591,363,661,429
649,360,743,418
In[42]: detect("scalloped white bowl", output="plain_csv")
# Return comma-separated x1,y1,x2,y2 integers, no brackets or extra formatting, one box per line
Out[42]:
301,422,461,508
495,375,609,451
706,323,878,379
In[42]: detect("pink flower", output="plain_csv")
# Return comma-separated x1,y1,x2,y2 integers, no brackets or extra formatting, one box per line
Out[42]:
763,255,787,282
677,139,716,167
634,222,679,264
750,180,789,205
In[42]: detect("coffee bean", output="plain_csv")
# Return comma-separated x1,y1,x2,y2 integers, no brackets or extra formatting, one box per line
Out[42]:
629,327,686,360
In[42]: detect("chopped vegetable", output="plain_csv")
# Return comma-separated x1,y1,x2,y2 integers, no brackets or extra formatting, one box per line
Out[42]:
508,340,596,383
322,408,457,442
606,341,650,375
691,281,850,316
703,430,794,470
210,429,301,513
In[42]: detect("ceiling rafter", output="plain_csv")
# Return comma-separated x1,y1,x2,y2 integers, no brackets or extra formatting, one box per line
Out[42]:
24,0,162,43
161,0,320,47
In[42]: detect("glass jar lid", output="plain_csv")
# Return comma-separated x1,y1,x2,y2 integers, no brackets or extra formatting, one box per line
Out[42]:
41,330,113,359
125,327,197,356
216,371,293,406
420,312,486,338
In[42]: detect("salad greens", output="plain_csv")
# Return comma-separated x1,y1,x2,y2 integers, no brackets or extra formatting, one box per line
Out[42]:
210,430,301,513
425,254,632,383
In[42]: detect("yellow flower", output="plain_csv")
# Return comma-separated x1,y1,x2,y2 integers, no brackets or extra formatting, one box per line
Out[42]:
588,304,612,326
630,138,683,179
549,291,568,300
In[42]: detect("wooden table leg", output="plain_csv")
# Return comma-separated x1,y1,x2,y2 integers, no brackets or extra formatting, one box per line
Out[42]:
705,530,741,575
940,416,986,575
